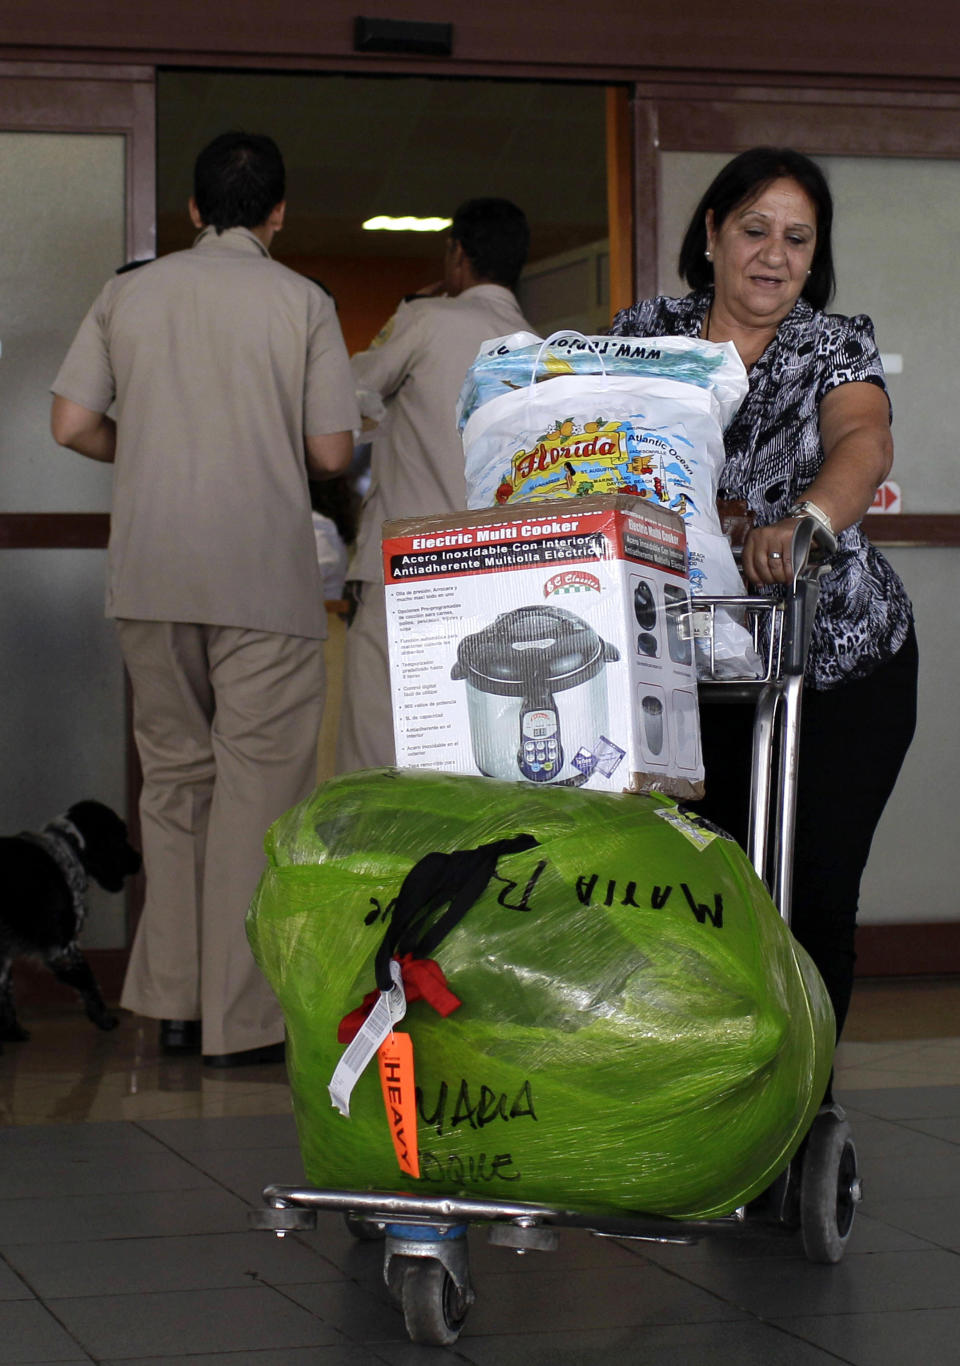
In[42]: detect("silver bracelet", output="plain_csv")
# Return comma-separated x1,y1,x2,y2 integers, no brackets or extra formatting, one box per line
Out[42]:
788,499,834,536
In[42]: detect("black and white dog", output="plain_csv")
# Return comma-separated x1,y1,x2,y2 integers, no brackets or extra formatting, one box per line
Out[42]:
0,800,142,1049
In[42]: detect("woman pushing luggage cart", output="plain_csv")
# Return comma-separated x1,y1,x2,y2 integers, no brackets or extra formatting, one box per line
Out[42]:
610,146,917,1048
250,147,917,1345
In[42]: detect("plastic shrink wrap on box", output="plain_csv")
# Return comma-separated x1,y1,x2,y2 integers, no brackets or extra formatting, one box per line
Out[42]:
247,768,834,1220
457,331,759,676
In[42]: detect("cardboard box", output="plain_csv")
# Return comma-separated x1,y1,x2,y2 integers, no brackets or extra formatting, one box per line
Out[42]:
382,495,704,798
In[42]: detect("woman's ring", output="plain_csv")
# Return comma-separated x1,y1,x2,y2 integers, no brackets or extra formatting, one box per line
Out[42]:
768,551,783,560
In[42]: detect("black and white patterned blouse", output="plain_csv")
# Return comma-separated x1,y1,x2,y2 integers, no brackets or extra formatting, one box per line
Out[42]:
610,291,913,690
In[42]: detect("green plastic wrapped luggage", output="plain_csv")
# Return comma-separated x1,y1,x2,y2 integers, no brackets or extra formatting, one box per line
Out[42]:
247,768,834,1220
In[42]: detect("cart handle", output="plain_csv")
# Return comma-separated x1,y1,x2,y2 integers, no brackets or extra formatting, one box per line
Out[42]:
789,514,837,588
782,516,837,675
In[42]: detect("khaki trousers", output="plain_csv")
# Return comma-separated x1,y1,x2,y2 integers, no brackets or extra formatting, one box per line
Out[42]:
335,582,397,773
116,620,324,1056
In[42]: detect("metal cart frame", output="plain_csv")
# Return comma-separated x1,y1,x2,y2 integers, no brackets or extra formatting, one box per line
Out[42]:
250,517,862,1346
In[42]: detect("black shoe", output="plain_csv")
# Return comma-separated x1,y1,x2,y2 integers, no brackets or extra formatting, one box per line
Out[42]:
160,1019,202,1054
201,1041,286,1068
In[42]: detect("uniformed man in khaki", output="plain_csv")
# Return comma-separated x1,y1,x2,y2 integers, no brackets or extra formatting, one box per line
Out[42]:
337,198,531,773
51,132,360,1066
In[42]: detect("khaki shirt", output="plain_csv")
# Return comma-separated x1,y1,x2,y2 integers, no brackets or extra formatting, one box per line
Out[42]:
350,283,529,582
53,227,360,639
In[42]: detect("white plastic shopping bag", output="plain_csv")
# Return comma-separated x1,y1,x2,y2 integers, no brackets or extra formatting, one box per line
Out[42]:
457,331,760,676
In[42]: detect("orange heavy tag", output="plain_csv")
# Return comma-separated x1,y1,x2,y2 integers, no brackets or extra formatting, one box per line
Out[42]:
377,1031,420,1179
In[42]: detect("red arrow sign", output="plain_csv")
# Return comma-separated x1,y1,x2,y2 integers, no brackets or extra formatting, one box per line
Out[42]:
871,481,901,513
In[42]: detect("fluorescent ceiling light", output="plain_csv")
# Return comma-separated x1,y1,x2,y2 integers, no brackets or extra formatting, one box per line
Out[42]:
362,215,452,232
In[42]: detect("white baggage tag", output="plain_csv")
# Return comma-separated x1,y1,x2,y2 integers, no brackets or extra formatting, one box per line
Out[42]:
328,959,407,1118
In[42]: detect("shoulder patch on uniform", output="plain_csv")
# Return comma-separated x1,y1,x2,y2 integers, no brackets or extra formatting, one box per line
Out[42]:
370,314,397,348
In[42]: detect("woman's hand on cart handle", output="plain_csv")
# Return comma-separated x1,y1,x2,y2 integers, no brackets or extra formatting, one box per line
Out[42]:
741,518,805,585
741,515,837,586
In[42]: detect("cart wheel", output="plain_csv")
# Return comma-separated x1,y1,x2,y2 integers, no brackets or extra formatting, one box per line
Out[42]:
343,1212,384,1241
386,1254,407,1305
400,1257,469,1346
800,1111,860,1264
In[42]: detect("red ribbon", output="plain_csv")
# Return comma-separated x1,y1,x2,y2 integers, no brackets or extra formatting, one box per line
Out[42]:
337,953,462,1044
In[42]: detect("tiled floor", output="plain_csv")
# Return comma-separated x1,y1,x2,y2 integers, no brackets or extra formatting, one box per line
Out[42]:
1,979,959,1364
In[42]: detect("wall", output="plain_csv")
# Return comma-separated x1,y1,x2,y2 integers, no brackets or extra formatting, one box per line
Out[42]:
3,1,960,83
859,547,957,927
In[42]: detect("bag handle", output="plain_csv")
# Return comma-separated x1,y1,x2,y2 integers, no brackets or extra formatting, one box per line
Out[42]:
528,329,609,395
373,833,539,991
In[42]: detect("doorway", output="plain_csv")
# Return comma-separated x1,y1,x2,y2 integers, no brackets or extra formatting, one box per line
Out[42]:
156,70,616,349
156,69,622,777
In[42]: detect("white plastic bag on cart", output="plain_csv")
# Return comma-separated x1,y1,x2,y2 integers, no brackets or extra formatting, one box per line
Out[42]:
457,331,760,677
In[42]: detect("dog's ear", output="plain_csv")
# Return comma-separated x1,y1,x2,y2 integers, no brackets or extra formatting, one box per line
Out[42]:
66,799,119,832
67,801,131,849
66,801,142,891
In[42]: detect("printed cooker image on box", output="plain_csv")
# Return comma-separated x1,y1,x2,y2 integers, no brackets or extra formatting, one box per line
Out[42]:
450,605,620,786
632,575,660,659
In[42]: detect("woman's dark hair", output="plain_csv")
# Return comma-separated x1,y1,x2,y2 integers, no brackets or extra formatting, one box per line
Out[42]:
193,132,285,234
678,147,836,312
450,198,530,291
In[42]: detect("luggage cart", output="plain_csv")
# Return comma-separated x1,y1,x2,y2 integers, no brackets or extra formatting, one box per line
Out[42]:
250,516,861,1346
691,515,860,1265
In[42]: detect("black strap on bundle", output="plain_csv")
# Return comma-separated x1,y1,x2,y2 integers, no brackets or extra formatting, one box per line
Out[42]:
373,833,540,992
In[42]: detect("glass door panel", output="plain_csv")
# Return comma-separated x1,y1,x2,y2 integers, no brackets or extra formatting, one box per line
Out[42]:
0,127,133,950
0,131,125,512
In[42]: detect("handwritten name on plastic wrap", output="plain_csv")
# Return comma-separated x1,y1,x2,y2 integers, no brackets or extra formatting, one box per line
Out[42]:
416,1077,538,1184
575,876,724,928
364,856,726,934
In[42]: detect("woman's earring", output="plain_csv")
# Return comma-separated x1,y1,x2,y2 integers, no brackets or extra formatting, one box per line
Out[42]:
704,249,713,261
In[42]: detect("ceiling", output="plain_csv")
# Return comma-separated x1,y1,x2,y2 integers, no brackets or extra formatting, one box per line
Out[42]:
156,70,609,263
